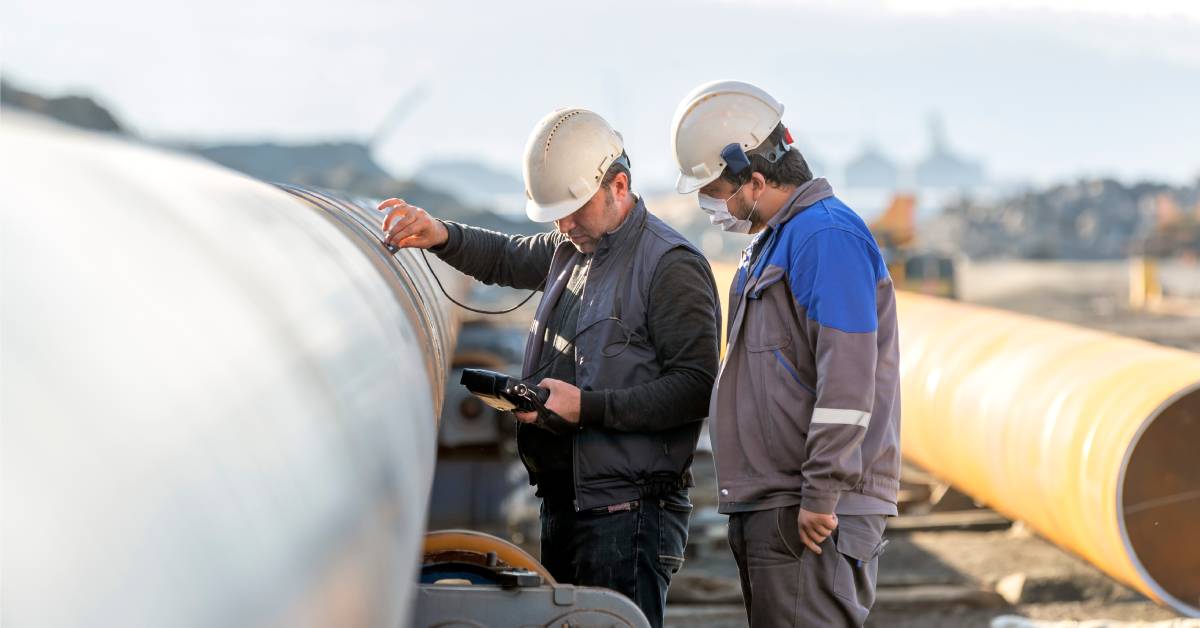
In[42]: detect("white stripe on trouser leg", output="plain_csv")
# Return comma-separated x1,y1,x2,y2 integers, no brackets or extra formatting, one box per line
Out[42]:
812,408,871,427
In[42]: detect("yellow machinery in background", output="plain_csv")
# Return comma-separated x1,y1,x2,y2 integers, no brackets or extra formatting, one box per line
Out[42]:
1129,256,1165,310
870,194,958,299
1130,193,1200,315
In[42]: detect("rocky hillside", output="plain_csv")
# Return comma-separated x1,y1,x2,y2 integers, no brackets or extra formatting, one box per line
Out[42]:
926,178,1200,259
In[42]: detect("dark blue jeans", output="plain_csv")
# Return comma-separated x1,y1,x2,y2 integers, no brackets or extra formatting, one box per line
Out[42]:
539,489,691,628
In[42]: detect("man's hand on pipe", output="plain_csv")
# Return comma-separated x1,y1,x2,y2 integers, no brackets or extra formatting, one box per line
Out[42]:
378,198,449,250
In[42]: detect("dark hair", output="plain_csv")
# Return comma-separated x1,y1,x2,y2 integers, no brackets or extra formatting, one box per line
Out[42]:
720,124,812,188
601,153,632,190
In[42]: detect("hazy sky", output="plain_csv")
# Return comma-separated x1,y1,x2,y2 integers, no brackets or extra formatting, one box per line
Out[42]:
4,0,1199,190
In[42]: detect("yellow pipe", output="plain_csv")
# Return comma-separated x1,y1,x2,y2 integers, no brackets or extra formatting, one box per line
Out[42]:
896,293,1200,616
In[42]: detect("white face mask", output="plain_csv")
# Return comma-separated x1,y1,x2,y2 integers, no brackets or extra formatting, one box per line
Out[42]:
698,184,758,234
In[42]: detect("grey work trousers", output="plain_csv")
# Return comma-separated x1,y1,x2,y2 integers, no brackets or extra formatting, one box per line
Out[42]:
727,505,888,628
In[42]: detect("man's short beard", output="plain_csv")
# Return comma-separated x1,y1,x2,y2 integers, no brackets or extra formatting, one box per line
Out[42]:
732,189,762,229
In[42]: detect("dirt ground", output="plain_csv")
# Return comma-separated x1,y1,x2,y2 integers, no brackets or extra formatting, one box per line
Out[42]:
665,260,1200,628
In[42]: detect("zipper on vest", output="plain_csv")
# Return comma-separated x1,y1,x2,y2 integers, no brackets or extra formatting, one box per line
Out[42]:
571,432,581,511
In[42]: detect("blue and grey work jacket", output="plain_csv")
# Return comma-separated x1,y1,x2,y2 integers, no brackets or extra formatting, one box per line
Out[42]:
711,178,902,517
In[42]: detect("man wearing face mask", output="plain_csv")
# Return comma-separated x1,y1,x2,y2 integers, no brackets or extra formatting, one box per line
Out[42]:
379,108,720,628
671,81,901,628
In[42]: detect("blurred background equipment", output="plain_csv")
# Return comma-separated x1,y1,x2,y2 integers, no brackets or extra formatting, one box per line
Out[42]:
427,321,540,541
869,193,959,299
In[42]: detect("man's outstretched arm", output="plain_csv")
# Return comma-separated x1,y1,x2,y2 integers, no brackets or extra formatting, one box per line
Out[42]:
380,198,563,290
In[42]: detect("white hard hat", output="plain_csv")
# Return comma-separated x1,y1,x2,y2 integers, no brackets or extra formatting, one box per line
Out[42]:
671,80,786,194
523,108,626,223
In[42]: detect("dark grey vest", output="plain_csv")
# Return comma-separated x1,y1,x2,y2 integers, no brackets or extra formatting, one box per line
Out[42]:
520,199,704,510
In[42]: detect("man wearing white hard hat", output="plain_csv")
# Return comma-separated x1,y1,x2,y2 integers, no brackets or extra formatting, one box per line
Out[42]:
379,108,721,627
672,80,901,627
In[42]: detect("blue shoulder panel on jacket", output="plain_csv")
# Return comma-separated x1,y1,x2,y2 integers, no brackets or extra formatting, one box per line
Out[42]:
767,197,884,334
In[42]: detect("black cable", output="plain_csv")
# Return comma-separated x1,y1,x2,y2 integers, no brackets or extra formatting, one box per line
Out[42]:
387,238,643,382
522,315,644,383
420,248,544,314
387,241,544,315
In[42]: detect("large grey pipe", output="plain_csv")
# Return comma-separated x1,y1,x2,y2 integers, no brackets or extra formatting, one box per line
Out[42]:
1,113,462,627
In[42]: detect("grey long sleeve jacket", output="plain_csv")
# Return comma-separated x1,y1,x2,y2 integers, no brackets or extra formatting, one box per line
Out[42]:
710,179,901,516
